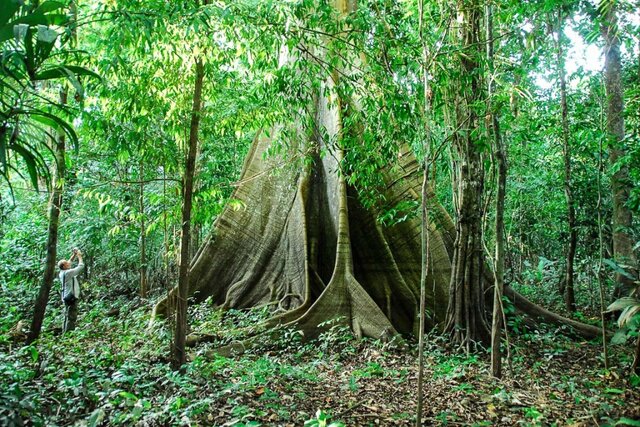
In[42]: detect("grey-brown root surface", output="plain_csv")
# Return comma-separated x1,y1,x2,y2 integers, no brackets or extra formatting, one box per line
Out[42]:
153,87,602,345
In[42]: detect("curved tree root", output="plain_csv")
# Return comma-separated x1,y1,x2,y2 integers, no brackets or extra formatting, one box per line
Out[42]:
505,286,609,339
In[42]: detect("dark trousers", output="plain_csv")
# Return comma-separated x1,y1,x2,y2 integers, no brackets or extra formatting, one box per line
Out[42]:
63,301,78,333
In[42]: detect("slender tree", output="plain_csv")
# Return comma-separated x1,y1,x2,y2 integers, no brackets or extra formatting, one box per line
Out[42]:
597,105,610,369
172,58,205,370
27,89,67,344
487,2,507,378
27,1,77,343
416,0,432,421
555,11,577,312
139,159,148,298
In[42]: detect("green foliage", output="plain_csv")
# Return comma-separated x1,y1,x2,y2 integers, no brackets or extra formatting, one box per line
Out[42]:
304,410,345,427
0,0,98,191
0,0,639,423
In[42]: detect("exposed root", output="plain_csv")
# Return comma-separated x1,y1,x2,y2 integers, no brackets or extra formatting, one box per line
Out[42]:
505,286,609,339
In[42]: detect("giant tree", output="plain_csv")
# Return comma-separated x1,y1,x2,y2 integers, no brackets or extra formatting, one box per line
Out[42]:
151,0,604,350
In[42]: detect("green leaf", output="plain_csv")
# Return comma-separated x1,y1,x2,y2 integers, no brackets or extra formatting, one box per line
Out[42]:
611,329,628,345
33,1,66,15
10,144,40,190
0,0,20,28
603,259,635,280
615,417,640,426
606,297,638,313
25,109,78,148
0,8,68,43
118,391,138,401
35,65,101,81
618,305,640,328
28,346,39,363
0,125,7,173
87,409,106,427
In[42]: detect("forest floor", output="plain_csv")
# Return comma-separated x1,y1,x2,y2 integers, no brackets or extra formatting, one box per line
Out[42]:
1,290,639,427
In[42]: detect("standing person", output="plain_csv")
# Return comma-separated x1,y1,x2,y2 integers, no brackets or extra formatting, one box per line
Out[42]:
58,248,84,333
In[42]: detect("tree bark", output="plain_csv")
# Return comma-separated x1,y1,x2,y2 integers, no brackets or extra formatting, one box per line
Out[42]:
633,332,640,374
139,159,148,298
487,2,506,378
555,13,577,312
445,0,491,350
27,89,67,344
416,0,431,422
602,1,637,295
150,0,607,350
596,104,611,368
172,59,204,370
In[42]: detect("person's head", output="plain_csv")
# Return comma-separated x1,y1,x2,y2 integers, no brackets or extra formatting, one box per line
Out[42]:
58,259,71,270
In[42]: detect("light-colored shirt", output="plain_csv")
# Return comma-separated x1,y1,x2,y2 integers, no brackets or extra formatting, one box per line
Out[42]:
60,263,84,301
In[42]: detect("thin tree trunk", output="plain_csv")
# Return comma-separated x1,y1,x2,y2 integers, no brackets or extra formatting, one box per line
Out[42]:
140,159,147,298
416,0,430,423
172,59,204,370
27,0,76,342
635,36,640,376
633,332,640,374
487,2,506,378
555,13,577,312
27,88,67,343
602,2,637,296
163,164,169,289
597,103,610,369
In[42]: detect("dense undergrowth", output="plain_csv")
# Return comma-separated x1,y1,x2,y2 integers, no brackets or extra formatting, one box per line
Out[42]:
1,278,639,427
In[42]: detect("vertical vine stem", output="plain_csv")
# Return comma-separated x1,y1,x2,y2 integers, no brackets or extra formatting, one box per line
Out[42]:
597,82,609,369
416,0,431,423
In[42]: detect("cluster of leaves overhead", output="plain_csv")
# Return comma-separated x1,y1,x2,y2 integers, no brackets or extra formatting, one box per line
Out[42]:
0,0,98,192
61,0,370,286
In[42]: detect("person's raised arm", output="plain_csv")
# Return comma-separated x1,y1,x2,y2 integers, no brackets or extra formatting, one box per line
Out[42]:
66,250,85,278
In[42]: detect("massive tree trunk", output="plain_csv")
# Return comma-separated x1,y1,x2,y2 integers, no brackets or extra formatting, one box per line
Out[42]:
444,0,491,350
152,86,605,348
602,2,637,295
154,75,453,342
151,2,605,347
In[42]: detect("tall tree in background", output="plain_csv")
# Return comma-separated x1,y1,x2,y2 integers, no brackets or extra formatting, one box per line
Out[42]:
139,159,148,298
600,0,637,294
445,0,491,350
172,58,205,370
555,10,577,312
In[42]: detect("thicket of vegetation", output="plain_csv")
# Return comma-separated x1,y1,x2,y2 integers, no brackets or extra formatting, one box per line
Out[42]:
1,0,639,425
